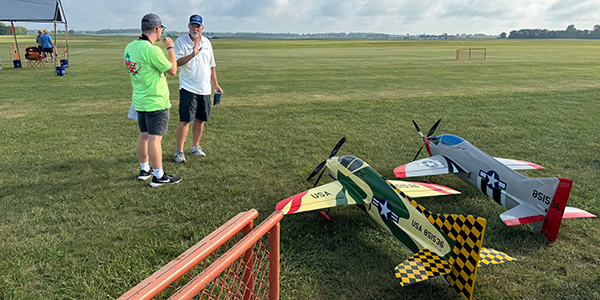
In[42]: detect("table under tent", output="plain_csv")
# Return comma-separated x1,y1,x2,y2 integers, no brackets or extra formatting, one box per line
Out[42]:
0,0,69,70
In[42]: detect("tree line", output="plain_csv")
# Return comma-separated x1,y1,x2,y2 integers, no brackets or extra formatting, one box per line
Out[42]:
508,24,600,39
0,23,27,35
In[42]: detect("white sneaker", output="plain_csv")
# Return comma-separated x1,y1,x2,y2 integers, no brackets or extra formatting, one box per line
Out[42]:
191,145,206,157
174,150,186,163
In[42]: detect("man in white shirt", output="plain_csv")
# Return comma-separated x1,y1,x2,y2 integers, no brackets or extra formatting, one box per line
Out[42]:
173,14,223,163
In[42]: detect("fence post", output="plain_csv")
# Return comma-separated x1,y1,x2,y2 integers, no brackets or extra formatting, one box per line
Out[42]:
269,222,280,300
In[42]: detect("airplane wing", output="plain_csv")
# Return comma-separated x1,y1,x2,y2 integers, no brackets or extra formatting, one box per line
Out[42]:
275,181,356,215
499,204,544,226
478,248,516,266
563,206,596,219
493,157,544,170
394,248,451,286
394,155,465,178
387,180,460,198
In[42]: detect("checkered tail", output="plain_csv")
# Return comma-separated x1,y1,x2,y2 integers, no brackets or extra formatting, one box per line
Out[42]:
394,248,452,286
409,199,486,300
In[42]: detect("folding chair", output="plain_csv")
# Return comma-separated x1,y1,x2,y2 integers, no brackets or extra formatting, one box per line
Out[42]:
25,47,45,69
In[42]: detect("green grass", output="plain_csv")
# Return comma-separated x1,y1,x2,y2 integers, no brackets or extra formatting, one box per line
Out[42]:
1,35,599,299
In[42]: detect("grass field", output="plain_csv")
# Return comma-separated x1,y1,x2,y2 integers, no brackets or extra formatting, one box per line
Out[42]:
1,34,599,300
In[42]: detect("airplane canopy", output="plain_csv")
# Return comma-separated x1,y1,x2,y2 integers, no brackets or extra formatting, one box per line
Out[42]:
338,155,365,172
430,134,465,146
0,0,66,23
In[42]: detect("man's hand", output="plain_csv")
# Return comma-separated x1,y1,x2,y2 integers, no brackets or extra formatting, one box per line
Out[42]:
193,39,203,56
162,37,174,48
214,85,223,95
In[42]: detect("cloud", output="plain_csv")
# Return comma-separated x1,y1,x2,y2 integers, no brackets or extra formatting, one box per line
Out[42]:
24,0,600,35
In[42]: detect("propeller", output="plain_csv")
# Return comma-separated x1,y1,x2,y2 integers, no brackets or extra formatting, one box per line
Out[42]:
427,119,441,138
412,119,441,161
306,137,346,187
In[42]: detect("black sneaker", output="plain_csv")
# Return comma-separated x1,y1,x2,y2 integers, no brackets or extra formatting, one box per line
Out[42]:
138,168,153,180
150,172,182,187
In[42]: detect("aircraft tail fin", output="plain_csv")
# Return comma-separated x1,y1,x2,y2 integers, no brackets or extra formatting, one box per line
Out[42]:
540,177,571,242
408,200,486,300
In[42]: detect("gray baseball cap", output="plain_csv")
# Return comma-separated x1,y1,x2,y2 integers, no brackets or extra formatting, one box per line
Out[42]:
142,13,163,27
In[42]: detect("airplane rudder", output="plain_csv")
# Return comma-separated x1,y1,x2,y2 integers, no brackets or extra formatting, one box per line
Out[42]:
442,214,487,300
541,177,571,242
408,199,487,300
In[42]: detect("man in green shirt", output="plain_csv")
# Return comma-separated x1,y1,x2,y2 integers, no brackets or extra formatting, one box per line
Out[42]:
125,13,181,187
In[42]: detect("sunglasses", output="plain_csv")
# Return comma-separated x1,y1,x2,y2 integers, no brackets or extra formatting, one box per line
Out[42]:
159,25,166,33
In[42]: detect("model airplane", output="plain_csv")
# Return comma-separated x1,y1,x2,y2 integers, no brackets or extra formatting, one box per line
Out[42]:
276,138,514,300
394,120,596,242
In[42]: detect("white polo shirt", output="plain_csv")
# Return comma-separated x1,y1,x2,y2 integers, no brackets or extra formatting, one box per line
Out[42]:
174,34,216,95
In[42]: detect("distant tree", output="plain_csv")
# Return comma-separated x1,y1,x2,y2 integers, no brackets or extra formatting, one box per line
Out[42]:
0,22,27,35
68,29,74,34
0,23,8,35
14,26,27,35
591,25,600,38
500,32,507,38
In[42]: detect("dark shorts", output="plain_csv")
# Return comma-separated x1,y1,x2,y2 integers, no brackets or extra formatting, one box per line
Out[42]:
179,89,211,123
138,109,170,136
43,47,53,53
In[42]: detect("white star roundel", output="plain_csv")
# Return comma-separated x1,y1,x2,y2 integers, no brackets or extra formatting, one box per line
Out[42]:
421,160,441,168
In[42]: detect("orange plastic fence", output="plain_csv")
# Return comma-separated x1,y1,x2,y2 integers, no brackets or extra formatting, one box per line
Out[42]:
119,209,283,300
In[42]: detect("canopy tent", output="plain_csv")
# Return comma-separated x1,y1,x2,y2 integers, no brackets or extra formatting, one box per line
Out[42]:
0,0,68,65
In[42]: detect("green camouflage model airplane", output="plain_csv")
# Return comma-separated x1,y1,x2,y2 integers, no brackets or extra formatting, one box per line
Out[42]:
276,138,515,300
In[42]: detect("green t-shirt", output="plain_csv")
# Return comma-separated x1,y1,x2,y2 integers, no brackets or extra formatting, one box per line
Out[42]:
124,39,172,112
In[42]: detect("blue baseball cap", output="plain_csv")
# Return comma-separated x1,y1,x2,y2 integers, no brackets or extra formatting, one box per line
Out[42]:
189,15,204,26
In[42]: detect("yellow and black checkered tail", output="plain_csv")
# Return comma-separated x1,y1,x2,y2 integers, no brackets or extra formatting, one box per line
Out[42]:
478,248,516,266
409,199,487,300
394,248,452,286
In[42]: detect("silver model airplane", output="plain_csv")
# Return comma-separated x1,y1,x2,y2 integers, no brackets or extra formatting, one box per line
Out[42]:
394,120,596,242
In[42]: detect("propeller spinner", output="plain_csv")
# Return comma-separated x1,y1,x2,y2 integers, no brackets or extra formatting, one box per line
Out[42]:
412,119,441,161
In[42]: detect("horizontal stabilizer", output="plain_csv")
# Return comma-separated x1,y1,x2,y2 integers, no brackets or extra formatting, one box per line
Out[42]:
395,155,464,178
394,248,451,286
478,248,516,266
493,157,544,170
388,180,460,198
563,206,597,219
500,205,544,226
275,181,352,215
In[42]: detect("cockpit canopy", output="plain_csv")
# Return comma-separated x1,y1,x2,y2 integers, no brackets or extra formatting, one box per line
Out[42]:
428,134,464,146
338,155,366,172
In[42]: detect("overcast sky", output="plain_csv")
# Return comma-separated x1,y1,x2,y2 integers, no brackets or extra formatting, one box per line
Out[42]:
16,0,600,35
